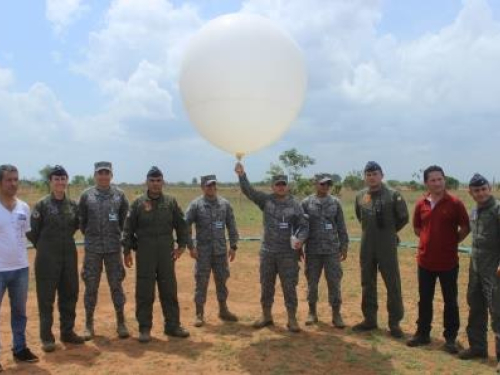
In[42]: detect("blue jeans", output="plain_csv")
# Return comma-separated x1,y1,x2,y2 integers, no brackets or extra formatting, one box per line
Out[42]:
0,267,29,354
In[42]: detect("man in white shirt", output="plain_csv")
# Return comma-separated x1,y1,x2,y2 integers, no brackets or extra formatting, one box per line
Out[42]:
0,164,38,370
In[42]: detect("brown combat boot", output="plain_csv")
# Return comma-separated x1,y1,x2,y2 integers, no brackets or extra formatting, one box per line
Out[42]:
219,301,238,322
287,309,301,333
332,306,346,329
253,306,274,329
116,311,130,339
82,314,94,341
305,303,318,326
194,304,204,327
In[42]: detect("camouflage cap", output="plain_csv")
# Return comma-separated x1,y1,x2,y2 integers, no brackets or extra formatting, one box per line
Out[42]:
314,173,333,184
94,161,112,172
147,166,163,178
201,174,217,186
272,175,288,185
469,173,489,187
49,165,68,178
364,161,382,173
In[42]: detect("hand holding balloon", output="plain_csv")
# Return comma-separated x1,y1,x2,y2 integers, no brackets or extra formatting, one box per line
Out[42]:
235,162,245,177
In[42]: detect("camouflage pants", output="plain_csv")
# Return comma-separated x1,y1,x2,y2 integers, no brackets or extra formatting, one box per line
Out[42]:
81,251,126,316
194,252,230,305
305,253,342,308
260,251,299,312
466,262,500,357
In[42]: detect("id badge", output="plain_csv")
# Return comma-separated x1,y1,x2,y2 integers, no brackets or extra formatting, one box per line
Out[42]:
324,222,333,230
279,222,289,230
109,213,118,221
214,221,224,229
470,209,478,221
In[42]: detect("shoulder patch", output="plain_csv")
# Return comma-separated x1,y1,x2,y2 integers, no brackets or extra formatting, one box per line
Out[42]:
32,210,40,219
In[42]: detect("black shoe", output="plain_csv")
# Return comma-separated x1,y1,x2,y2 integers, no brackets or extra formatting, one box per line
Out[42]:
352,321,378,332
41,341,56,353
389,325,404,338
406,334,431,347
61,331,85,345
458,348,488,360
13,348,39,363
164,326,190,338
442,339,460,354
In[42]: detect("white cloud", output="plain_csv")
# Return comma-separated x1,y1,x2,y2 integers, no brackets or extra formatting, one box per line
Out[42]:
46,0,88,34
0,66,14,89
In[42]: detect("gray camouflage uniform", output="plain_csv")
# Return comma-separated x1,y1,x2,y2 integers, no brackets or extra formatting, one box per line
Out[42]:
185,195,239,305
79,185,129,315
302,194,349,308
239,173,308,313
466,196,500,359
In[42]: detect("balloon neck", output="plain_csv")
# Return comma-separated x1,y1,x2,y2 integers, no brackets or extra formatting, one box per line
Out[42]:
235,152,244,161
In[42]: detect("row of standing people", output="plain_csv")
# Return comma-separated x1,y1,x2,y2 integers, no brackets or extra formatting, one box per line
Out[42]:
0,161,499,373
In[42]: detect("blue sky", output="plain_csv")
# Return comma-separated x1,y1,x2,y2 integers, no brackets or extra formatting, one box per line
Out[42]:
1,0,500,183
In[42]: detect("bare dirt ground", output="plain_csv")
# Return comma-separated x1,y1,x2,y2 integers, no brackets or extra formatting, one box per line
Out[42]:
0,243,497,375
1,186,497,374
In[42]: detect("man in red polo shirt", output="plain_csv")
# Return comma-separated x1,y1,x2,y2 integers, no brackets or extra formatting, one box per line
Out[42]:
407,165,470,353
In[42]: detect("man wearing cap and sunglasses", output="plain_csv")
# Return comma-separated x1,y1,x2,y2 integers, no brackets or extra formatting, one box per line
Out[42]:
353,161,409,338
28,165,84,352
302,173,349,328
122,166,190,342
235,162,308,332
185,175,239,327
79,161,130,340
458,174,500,370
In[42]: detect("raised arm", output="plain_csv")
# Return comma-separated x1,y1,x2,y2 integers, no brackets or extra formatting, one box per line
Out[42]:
235,162,269,210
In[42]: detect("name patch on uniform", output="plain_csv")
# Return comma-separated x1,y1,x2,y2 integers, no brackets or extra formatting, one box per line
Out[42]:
109,213,118,221
279,222,289,230
324,223,333,230
17,213,27,221
214,221,224,229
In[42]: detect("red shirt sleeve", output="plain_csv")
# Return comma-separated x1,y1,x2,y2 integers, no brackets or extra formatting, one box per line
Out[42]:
413,200,422,231
455,199,470,230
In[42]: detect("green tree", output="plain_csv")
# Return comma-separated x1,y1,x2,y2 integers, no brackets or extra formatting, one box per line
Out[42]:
445,176,460,190
278,148,315,182
342,170,364,191
265,149,315,196
86,176,94,186
38,164,52,192
191,177,198,185
71,175,87,185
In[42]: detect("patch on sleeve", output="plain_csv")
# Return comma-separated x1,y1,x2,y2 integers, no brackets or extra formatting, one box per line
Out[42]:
32,210,40,219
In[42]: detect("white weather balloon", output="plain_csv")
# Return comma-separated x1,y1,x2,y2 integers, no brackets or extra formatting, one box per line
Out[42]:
179,13,307,158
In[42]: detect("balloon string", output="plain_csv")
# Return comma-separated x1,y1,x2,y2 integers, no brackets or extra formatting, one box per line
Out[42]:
236,152,244,161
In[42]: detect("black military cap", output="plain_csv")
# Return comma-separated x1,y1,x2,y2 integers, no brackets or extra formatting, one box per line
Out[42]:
201,174,217,186
469,173,489,187
147,166,163,178
364,161,382,173
94,161,112,172
272,175,288,185
314,173,333,184
49,165,68,178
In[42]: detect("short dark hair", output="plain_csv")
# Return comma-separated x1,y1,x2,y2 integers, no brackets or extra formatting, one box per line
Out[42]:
423,165,445,182
0,164,18,182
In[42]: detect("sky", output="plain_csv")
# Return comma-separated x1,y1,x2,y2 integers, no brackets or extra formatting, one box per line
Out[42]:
1,0,500,183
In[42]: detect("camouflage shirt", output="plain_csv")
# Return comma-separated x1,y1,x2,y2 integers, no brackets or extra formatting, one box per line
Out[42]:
27,194,79,249
470,196,500,270
239,173,308,254
302,194,349,254
121,192,188,255
185,195,239,255
79,185,129,253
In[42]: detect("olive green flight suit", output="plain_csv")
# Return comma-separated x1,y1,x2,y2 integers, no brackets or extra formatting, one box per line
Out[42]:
355,184,409,327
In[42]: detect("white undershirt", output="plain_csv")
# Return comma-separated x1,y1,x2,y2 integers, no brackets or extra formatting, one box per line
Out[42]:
0,199,30,271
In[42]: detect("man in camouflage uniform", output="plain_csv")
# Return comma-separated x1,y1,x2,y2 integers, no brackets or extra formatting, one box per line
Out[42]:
353,161,409,338
122,167,190,343
235,162,308,332
185,175,239,327
79,161,129,340
302,173,349,328
458,174,500,372
28,166,84,352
